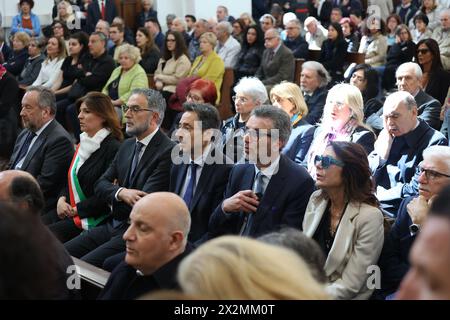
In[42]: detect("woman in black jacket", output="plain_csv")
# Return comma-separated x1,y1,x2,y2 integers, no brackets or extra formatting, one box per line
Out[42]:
383,24,416,91
234,24,264,83
415,38,450,106
319,22,348,85
47,92,123,243
3,31,29,77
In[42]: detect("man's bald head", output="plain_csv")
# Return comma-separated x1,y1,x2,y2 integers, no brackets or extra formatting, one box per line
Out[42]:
0,170,44,214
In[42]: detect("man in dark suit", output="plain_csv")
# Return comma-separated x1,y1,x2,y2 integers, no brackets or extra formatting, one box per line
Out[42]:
255,28,295,92
300,61,330,125
369,91,448,217
9,86,74,212
0,170,78,300
208,106,315,239
86,0,118,34
98,192,192,300
170,103,232,243
283,19,309,59
65,88,176,267
376,145,450,299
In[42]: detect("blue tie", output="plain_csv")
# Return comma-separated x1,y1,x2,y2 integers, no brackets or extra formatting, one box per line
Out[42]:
183,162,198,208
13,131,36,168
241,172,265,236
129,142,144,184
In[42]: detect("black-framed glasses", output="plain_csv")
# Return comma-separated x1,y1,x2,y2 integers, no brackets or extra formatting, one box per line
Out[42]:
417,48,430,55
122,104,153,113
417,164,450,180
314,155,345,169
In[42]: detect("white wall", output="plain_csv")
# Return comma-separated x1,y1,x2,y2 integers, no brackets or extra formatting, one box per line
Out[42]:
1,0,54,27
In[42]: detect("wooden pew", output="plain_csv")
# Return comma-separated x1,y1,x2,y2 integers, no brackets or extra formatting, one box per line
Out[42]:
72,257,110,300
345,52,366,65
308,49,321,62
217,68,235,121
147,74,155,89
294,58,305,86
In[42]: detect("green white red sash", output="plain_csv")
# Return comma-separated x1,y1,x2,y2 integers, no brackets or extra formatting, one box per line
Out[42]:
68,145,108,230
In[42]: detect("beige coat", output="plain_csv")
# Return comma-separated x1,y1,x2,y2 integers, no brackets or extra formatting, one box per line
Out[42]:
432,27,450,71
303,190,384,300
154,54,191,93
359,34,388,67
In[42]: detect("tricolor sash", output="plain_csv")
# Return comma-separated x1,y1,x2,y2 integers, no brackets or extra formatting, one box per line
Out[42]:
68,145,108,230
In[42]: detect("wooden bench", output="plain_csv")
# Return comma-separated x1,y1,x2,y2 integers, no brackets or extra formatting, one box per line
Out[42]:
307,49,322,62
147,74,155,89
345,52,366,65
294,58,305,86
217,68,235,121
72,257,110,299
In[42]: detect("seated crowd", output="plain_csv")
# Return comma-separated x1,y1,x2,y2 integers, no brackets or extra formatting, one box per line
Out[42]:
1,0,450,300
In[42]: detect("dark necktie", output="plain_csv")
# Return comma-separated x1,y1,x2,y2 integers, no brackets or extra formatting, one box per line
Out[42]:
303,93,311,105
241,172,265,236
129,142,144,184
268,50,275,62
183,161,198,208
13,131,36,168
183,162,198,208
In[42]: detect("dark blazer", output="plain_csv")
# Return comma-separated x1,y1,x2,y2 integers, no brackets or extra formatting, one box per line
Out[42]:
140,47,161,74
137,9,158,28
98,245,193,300
208,154,315,238
284,35,309,59
77,51,116,94
282,119,316,165
255,44,295,86
319,39,348,84
303,86,328,125
235,45,264,80
95,130,176,222
3,48,28,76
415,89,442,130
0,72,19,158
86,0,118,33
377,196,415,298
425,69,450,107
169,147,232,242
369,119,447,216
59,134,121,219
9,120,74,211
18,54,45,86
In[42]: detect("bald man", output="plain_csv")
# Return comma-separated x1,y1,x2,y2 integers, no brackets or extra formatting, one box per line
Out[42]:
0,170,78,299
98,192,192,300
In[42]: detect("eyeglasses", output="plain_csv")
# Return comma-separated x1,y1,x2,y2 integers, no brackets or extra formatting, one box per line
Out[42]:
417,48,430,55
244,128,272,139
264,36,276,41
314,155,345,169
326,100,346,110
122,104,153,113
232,95,250,103
166,38,176,42
186,93,203,102
417,164,450,180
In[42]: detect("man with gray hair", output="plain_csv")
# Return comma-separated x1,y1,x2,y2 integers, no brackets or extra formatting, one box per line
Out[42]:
377,145,450,299
368,91,447,217
188,18,208,61
283,19,308,59
171,17,191,46
255,28,295,92
9,86,74,212
215,21,241,68
208,106,315,239
222,76,268,163
304,16,328,49
65,88,176,268
300,61,330,124
367,62,442,132
216,5,235,23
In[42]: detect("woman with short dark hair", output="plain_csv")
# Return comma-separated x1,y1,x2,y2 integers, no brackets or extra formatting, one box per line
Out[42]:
11,0,41,37
303,141,384,300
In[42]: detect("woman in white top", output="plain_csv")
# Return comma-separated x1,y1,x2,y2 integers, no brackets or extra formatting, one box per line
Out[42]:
32,36,66,88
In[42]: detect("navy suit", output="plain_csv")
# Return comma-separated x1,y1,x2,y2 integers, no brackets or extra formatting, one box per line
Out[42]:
208,154,315,238
86,0,118,33
9,119,74,212
376,196,416,299
303,87,328,125
414,89,442,131
169,147,232,242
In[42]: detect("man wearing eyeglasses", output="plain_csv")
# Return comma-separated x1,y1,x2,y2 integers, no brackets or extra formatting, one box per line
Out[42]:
283,19,308,59
208,106,315,239
368,91,447,218
65,88,176,268
376,145,450,299
255,28,295,93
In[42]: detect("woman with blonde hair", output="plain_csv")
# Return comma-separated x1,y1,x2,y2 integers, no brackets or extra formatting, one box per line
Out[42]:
305,83,375,177
177,236,329,300
239,12,255,27
102,44,148,118
270,81,315,165
32,36,67,88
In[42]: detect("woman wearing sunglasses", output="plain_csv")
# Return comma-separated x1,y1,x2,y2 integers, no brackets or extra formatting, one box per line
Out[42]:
305,83,375,177
303,141,384,300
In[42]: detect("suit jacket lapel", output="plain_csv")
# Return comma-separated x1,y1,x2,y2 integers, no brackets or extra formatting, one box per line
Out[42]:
190,163,212,210
129,130,162,186
324,201,360,276
21,120,56,170
303,194,329,238
175,164,188,195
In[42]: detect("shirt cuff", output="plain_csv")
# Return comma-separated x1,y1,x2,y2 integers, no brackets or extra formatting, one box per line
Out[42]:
115,187,124,202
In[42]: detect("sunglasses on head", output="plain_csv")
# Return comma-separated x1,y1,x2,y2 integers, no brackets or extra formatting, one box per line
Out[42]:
314,155,345,169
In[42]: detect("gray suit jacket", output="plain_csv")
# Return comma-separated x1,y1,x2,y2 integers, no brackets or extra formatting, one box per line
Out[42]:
255,44,295,87
303,190,384,300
